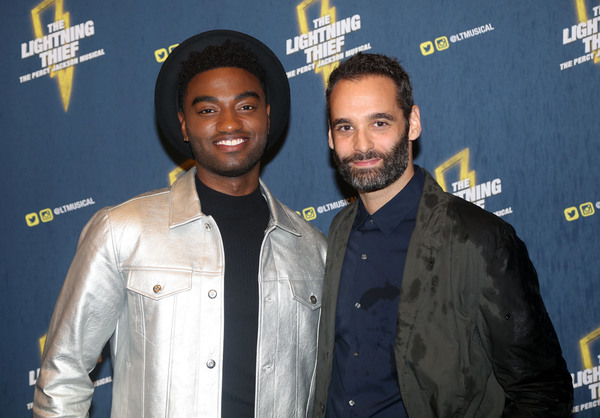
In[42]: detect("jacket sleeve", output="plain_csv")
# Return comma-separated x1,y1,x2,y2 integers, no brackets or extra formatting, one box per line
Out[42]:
476,222,573,416
33,209,126,417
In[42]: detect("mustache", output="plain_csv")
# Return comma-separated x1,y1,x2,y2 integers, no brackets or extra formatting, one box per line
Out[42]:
338,149,386,164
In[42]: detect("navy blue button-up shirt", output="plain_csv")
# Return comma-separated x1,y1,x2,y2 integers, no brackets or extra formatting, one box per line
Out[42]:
326,167,425,417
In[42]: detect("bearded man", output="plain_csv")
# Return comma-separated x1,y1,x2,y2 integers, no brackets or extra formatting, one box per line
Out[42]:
312,53,572,417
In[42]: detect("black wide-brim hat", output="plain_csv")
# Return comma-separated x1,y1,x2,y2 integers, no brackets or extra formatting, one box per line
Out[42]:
155,29,290,159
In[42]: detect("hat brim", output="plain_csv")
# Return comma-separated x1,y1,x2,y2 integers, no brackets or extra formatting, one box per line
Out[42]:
155,30,290,159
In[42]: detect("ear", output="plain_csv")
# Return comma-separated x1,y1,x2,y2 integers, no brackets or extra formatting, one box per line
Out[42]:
407,105,422,141
266,104,271,133
328,128,334,150
177,111,189,142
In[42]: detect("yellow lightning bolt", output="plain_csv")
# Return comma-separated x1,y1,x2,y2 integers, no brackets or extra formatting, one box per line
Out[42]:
39,334,47,357
575,0,600,64
31,0,73,111
296,0,339,86
580,326,600,369
434,148,476,192
168,159,195,186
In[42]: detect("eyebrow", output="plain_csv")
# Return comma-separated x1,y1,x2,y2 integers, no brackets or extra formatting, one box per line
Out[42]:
190,90,261,106
370,112,396,121
236,90,261,101
331,117,351,126
331,112,397,127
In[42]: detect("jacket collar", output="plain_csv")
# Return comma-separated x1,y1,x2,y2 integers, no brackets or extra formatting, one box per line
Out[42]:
169,167,301,236
413,167,447,248
258,178,302,237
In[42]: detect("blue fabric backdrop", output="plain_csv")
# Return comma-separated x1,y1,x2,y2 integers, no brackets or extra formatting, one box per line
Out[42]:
2,0,599,415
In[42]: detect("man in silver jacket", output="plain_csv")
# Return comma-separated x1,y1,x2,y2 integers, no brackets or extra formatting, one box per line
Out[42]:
34,30,326,417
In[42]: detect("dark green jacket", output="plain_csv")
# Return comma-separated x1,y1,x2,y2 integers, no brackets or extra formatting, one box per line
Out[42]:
314,168,573,417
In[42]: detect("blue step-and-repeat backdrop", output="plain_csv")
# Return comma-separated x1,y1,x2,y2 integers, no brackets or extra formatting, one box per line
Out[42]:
2,0,599,415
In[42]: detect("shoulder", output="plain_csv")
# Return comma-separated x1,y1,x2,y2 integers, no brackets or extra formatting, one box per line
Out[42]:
420,170,515,242
436,190,528,273
445,192,516,244
81,185,171,240
108,185,170,214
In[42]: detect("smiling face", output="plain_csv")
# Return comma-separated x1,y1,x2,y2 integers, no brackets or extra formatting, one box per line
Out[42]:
178,67,270,193
328,75,421,195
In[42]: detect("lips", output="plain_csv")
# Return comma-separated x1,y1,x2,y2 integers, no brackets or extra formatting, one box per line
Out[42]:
213,134,250,148
339,150,384,166
215,138,247,146
352,158,381,167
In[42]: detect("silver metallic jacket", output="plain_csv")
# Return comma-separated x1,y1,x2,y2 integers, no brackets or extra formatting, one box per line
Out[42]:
33,168,327,417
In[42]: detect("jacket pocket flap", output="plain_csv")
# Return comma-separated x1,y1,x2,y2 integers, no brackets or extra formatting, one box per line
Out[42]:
288,279,322,310
126,269,192,300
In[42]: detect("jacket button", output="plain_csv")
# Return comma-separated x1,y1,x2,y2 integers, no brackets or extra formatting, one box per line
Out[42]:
208,289,217,299
206,359,216,369
153,284,162,293
310,295,317,304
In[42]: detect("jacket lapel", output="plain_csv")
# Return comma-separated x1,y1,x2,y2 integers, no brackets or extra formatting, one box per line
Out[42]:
396,170,446,369
169,167,204,228
321,202,358,353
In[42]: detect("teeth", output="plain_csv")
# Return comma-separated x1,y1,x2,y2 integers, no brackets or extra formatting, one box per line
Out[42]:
217,138,245,146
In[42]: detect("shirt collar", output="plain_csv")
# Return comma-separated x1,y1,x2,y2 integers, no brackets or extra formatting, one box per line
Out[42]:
169,167,300,236
353,166,425,237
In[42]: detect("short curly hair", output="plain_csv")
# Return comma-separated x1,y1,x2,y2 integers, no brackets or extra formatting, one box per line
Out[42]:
176,39,266,110
326,53,414,128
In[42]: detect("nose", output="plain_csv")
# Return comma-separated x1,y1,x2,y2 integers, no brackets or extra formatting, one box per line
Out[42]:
353,129,374,153
216,108,243,133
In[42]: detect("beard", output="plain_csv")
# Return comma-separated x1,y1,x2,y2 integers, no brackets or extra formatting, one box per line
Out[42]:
189,132,267,178
333,132,410,193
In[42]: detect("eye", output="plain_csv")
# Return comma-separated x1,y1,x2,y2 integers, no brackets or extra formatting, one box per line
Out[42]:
336,124,353,133
197,108,215,115
373,120,388,128
239,104,256,111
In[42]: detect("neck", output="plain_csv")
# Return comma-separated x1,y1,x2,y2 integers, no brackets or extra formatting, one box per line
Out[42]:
195,163,261,196
359,163,415,214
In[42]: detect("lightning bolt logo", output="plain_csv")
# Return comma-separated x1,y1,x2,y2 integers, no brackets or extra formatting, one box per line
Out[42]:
434,148,476,192
168,160,195,186
31,0,73,111
39,334,47,357
580,326,600,369
295,0,339,86
575,0,600,64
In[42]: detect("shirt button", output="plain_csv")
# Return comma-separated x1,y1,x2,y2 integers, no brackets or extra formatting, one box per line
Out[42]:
361,254,367,260
208,289,217,299
153,284,162,293
204,223,212,231
349,400,355,406
355,302,361,309
310,295,317,304
353,351,360,357
206,359,216,369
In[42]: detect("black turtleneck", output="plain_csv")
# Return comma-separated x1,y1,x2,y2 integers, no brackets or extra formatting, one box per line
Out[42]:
195,176,270,417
